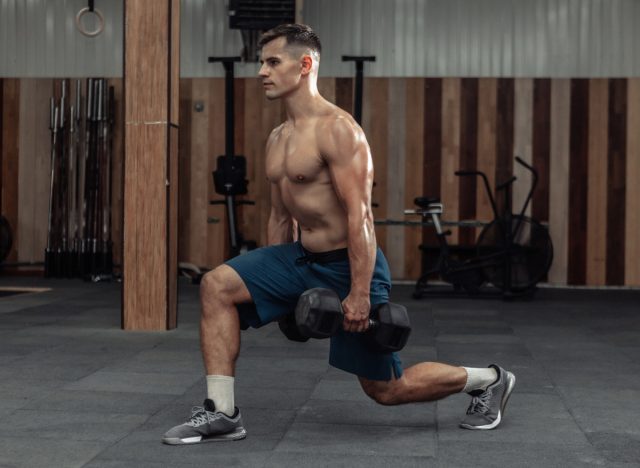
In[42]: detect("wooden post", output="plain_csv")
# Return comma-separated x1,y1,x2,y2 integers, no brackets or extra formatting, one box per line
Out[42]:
123,0,180,330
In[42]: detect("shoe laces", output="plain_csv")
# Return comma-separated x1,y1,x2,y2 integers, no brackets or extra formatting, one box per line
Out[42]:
466,389,492,415
186,406,220,427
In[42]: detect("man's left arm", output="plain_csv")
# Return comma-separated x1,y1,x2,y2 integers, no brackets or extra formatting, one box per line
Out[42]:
321,117,376,333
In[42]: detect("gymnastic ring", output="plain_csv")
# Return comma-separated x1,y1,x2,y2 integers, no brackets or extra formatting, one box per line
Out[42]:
75,7,105,38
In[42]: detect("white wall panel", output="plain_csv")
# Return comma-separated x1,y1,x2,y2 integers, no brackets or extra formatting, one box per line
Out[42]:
0,0,123,77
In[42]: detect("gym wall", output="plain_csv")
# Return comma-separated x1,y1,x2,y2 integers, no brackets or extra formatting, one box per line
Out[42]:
1,0,640,286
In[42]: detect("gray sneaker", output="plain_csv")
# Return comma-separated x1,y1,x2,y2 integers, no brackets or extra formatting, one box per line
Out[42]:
459,364,516,430
162,399,247,445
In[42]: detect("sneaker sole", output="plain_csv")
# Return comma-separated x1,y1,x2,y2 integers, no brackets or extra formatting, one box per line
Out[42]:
459,372,516,431
163,427,247,445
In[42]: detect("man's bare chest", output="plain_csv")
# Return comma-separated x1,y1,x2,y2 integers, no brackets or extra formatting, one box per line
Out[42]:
266,130,326,183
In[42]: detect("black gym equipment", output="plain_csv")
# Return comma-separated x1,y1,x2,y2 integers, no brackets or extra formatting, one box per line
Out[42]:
207,56,257,259
406,156,553,299
293,288,412,353
341,56,376,125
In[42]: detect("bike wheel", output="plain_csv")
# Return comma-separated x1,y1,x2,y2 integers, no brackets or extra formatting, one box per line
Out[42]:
476,215,553,292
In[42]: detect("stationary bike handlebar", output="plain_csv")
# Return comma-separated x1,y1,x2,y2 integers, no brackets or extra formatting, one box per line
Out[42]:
454,170,499,219
454,156,539,220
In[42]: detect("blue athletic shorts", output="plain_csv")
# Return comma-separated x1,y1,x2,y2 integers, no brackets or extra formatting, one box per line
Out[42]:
225,241,403,381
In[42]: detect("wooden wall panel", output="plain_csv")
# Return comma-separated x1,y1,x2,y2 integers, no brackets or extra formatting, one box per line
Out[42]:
1,79,20,263
206,79,226,268
422,78,442,262
626,78,640,286
364,78,389,251
458,78,478,245
242,78,264,247
548,79,571,284
335,78,353,115
568,79,589,285
186,79,212,267
6,75,640,286
532,79,551,223
476,78,497,226
317,78,336,104
386,78,406,277
606,78,627,286
513,79,533,218
404,78,424,279
496,78,514,213
586,79,608,286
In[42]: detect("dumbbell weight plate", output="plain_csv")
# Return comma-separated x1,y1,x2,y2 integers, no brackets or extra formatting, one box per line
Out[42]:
295,288,343,339
367,303,412,353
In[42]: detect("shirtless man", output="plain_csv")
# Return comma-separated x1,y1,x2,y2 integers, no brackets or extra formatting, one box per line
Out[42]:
162,24,515,445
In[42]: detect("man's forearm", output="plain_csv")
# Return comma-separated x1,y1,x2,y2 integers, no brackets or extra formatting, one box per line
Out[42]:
267,215,294,245
347,214,376,295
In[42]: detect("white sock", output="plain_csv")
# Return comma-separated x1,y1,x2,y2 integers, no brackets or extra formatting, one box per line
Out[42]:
206,375,235,416
461,367,498,393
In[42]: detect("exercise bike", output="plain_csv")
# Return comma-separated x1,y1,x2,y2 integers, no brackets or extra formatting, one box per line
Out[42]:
405,157,553,299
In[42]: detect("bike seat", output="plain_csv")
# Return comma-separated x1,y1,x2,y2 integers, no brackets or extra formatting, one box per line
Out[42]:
414,197,440,208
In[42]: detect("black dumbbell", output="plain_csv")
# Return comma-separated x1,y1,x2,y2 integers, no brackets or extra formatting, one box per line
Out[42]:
294,288,411,353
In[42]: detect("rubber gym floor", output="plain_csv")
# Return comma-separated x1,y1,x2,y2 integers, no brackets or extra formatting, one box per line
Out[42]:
0,276,638,468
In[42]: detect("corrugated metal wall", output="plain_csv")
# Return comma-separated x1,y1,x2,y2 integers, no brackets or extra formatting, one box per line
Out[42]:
187,0,640,78
0,0,124,77
1,0,639,77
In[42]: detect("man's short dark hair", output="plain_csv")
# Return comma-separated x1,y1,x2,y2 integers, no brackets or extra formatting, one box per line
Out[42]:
258,23,322,56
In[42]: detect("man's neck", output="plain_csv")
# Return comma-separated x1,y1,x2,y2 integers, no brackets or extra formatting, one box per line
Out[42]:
283,85,323,123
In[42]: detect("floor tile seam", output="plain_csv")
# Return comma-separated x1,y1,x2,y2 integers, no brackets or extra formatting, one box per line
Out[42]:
520,341,602,454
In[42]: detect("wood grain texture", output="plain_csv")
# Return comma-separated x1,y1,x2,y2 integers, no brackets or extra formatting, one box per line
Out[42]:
206,78,226,267
187,79,212,267
496,78,514,214
440,78,461,243
422,78,442,265
386,78,406,278
548,79,571,285
626,78,640,285
123,124,168,330
568,79,589,285
404,78,425,279
513,79,533,218
124,0,169,123
532,79,551,223
586,79,608,286
364,78,389,251
317,78,336,104
476,78,497,226
458,78,478,245
606,78,627,286
335,78,353,115
170,0,180,126
1,79,19,263
242,78,264,247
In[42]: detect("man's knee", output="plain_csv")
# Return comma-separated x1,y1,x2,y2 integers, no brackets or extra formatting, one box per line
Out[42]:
359,378,398,406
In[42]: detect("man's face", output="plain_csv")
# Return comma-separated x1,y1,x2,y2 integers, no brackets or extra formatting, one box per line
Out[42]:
258,37,304,100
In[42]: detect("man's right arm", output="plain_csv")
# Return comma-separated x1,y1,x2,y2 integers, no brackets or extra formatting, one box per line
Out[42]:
267,182,293,245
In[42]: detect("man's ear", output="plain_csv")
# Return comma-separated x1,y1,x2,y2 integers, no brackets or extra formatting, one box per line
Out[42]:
300,55,313,75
